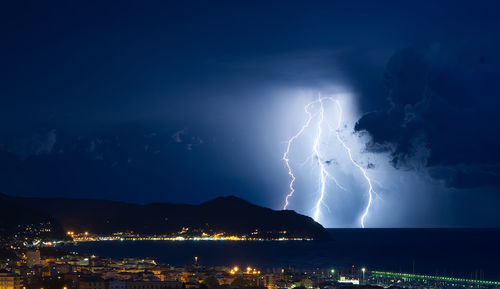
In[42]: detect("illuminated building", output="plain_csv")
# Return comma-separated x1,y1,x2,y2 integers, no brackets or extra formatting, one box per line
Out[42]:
78,279,183,289
26,249,41,268
78,277,107,289
0,270,22,289
338,276,359,285
130,281,182,289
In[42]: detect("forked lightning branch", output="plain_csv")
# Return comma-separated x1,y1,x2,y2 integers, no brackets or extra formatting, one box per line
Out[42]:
282,96,376,228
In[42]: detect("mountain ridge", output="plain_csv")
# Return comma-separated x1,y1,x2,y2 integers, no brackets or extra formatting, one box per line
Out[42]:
0,193,329,240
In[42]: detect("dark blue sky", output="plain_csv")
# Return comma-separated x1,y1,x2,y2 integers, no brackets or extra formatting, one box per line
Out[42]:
1,1,499,227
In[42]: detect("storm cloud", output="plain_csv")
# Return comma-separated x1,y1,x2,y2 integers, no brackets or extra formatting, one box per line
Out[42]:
355,41,500,188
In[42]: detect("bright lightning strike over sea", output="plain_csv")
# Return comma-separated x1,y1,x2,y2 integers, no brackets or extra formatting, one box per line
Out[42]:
282,95,376,228
282,102,315,210
312,97,327,222
331,99,374,228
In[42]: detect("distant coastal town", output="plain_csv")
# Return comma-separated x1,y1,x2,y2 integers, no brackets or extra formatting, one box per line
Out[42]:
66,231,313,242
1,243,500,289
1,225,499,289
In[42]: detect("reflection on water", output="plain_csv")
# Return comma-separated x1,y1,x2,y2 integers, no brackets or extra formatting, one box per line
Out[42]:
66,229,500,280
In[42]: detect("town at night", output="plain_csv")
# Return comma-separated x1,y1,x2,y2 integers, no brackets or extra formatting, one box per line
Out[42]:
1,1,499,289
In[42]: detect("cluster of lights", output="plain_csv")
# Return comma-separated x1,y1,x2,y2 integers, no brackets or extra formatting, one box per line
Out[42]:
371,271,500,286
67,231,89,237
229,266,239,274
70,234,312,242
229,266,261,275
246,266,261,275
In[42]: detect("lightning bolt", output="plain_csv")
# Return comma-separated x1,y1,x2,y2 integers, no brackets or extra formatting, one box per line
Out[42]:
312,97,327,222
282,102,315,210
331,99,374,228
282,95,376,228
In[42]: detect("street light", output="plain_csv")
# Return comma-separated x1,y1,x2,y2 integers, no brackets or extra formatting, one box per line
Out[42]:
362,268,366,284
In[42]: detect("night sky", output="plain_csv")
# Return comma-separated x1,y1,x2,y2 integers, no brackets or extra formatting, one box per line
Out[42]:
1,1,499,227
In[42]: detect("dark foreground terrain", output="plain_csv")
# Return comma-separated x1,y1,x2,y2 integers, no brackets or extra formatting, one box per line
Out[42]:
0,193,328,239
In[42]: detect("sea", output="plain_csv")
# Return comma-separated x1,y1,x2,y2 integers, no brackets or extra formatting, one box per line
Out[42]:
65,228,500,281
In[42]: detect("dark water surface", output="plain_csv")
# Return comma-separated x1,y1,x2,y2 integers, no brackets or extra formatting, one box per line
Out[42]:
66,229,500,280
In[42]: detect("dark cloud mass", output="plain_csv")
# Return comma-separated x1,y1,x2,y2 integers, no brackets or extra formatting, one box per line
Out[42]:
356,42,500,188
